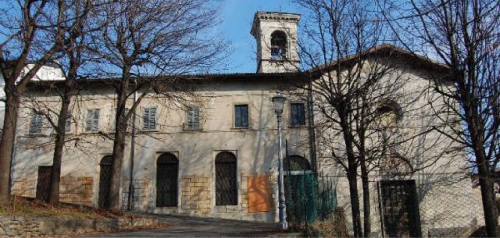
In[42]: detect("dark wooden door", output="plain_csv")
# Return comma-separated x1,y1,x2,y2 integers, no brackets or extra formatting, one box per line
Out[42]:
379,180,422,237
36,166,52,202
98,156,113,209
156,153,178,207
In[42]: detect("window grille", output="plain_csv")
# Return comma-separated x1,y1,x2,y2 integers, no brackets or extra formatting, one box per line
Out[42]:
186,106,200,130
291,103,306,126
234,104,249,128
86,109,100,132
215,152,237,205
143,107,157,130
29,112,44,134
379,180,422,237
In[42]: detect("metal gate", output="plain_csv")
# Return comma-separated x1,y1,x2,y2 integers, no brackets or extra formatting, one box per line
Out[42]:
379,180,421,237
98,156,113,209
284,156,316,224
36,166,52,202
156,153,178,207
215,152,237,205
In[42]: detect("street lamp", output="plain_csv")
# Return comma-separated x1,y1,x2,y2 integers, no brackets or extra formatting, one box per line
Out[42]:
272,91,288,230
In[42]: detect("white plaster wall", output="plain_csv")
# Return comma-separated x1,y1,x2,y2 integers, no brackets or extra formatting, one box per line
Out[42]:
314,59,481,236
10,56,481,229
0,64,65,132
20,64,66,82
12,79,311,222
253,12,300,73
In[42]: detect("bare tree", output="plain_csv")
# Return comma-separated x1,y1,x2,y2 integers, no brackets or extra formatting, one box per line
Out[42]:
92,0,224,212
0,0,66,204
45,0,106,205
291,0,456,236
292,0,393,236
383,0,500,236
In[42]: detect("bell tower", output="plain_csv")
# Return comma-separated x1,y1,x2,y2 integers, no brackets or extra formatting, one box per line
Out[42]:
251,12,301,73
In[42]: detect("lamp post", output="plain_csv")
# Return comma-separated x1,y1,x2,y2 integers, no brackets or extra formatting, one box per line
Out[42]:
272,92,288,230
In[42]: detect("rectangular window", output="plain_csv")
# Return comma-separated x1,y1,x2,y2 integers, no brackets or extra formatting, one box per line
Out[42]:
143,107,157,130
65,112,72,133
29,112,44,134
291,103,306,126
86,109,100,132
234,104,249,128
186,106,200,130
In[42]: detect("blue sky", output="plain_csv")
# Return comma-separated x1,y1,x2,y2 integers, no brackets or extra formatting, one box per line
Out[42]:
216,0,299,73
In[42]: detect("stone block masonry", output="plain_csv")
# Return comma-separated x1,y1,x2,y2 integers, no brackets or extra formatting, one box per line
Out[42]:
11,178,36,198
59,176,93,207
121,178,152,210
11,176,93,207
181,175,211,215
0,216,158,237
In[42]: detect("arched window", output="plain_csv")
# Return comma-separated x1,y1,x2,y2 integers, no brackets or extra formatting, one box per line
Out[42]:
215,152,237,205
284,155,311,171
271,31,287,59
156,153,179,207
376,100,403,128
98,155,113,209
376,100,403,153
381,155,413,177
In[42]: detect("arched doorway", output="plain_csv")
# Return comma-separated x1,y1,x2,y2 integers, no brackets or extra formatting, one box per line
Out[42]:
215,152,237,205
156,153,178,207
284,155,317,223
378,155,421,237
284,155,312,172
98,155,113,209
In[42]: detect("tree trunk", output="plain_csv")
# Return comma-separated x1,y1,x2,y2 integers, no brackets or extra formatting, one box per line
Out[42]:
109,118,127,212
360,160,371,237
338,107,363,237
461,73,500,237
48,87,73,205
475,149,499,237
108,67,131,212
0,91,20,204
347,167,362,238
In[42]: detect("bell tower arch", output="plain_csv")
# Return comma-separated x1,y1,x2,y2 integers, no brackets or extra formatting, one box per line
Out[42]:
251,12,301,73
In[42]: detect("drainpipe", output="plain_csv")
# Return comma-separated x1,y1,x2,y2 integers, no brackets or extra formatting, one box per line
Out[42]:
307,74,318,173
9,122,19,195
127,86,137,211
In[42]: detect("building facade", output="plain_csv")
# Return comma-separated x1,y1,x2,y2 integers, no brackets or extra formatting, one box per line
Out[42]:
9,11,482,237
0,63,65,133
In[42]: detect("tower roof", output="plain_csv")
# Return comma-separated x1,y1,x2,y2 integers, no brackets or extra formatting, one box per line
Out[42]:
250,11,301,37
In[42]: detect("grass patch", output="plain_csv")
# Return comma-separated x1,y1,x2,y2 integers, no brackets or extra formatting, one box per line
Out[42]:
309,207,350,237
0,196,134,219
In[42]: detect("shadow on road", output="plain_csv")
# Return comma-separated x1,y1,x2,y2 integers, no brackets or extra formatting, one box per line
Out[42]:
84,214,282,237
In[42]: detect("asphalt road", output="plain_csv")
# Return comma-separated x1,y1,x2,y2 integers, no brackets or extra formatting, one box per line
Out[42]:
84,214,281,237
